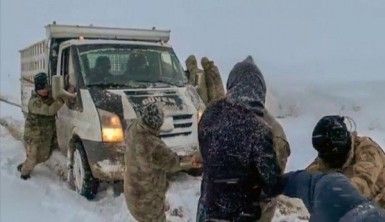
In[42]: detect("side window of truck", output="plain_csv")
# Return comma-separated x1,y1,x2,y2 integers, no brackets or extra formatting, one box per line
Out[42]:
60,47,82,111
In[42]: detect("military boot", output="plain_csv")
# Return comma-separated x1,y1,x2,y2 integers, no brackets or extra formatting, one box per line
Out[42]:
17,163,23,172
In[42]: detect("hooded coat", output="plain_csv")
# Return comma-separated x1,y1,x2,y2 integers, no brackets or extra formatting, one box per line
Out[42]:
226,56,290,171
197,57,281,221
307,132,385,208
227,56,291,222
185,55,209,105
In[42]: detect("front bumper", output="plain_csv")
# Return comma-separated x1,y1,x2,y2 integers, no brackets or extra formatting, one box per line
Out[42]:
82,140,200,181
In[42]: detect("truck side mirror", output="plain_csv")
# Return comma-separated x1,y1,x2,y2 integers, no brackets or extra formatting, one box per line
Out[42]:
52,75,77,99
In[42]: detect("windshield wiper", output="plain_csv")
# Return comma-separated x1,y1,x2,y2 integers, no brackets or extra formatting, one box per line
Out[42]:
87,81,183,89
136,80,183,88
87,82,148,89
87,83,110,88
157,80,185,87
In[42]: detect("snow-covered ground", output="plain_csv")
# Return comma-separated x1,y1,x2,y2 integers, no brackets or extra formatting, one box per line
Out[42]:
1,77,384,221
0,108,200,222
2,1,385,221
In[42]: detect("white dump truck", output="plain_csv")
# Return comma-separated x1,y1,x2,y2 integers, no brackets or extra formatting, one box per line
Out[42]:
20,24,205,199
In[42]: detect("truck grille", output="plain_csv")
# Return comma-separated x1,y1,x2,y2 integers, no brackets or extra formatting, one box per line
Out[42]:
174,123,193,128
159,114,193,138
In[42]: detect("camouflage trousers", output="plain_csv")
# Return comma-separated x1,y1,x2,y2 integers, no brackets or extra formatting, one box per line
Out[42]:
20,131,56,176
374,188,385,209
125,193,167,222
258,198,278,222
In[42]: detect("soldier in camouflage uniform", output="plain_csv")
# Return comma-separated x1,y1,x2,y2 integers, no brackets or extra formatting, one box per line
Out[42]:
307,115,385,208
124,103,200,222
17,73,65,180
185,55,209,105
201,57,225,104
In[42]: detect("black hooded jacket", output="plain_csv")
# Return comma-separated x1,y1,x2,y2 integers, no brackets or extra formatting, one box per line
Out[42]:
198,57,281,221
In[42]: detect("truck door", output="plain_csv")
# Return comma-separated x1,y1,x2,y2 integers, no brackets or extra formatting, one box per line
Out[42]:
56,46,82,153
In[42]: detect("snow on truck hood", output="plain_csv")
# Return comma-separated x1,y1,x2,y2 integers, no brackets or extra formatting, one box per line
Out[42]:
88,87,195,120
108,87,195,119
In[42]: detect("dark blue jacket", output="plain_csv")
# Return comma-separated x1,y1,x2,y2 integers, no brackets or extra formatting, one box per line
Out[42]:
197,56,281,221
198,99,280,221
282,171,385,222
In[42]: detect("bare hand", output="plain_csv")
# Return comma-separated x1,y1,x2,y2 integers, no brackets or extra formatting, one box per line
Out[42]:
191,152,203,168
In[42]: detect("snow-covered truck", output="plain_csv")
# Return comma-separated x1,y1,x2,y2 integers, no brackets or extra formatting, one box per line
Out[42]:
20,24,205,199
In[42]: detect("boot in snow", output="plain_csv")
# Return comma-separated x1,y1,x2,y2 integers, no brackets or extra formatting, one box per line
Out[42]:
17,163,23,172
20,174,31,180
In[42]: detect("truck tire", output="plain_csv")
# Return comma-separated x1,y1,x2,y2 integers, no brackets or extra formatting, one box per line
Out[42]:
71,142,99,200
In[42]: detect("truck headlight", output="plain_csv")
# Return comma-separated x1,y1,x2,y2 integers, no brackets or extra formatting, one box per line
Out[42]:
98,109,124,143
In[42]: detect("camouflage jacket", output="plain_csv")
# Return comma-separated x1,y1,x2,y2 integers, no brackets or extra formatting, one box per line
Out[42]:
307,133,385,208
124,120,183,212
201,57,225,104
23,92,63,143
186,55,209,105
263,110,291,172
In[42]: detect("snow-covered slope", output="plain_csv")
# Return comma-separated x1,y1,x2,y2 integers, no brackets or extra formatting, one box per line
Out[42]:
271,80,385,171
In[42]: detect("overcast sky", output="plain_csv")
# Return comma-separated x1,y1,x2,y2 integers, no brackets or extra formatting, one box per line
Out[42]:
1,0,385,98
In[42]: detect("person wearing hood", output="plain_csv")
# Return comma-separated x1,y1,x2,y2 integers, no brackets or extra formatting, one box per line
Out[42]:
185,55,225,106
196,57,283,221
201,57,225,104
307,115,385,208
124,103,201,222
225,56,291,173
226,58,291,222
185,55,209,105
17,72,66,179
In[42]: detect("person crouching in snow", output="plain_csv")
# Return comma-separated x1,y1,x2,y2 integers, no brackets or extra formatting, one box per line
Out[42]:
17,72,66,180
197,56,282,221
124,103,201,222
307,115,385,208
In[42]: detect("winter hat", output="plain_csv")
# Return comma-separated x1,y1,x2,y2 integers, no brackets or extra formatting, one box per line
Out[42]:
185,55,198,69
141,103,164,130
312,115,352,167
226,56,266,114
201,57,212,70
34,72,48,91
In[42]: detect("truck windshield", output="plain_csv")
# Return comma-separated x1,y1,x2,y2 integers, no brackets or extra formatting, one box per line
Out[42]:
76,44,187,88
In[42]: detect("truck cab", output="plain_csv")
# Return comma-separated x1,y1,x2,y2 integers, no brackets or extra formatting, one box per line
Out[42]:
20,24,205,199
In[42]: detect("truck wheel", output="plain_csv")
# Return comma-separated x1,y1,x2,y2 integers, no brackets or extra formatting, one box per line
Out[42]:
72,142,99,200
